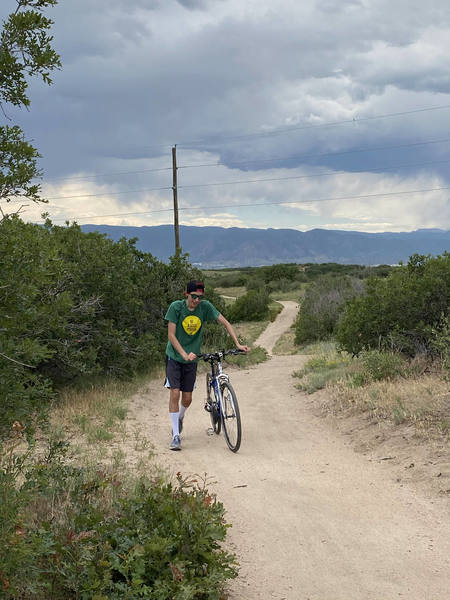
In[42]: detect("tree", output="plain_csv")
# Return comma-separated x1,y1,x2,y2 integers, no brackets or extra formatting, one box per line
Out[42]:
336,253,450,356
0,0,60,218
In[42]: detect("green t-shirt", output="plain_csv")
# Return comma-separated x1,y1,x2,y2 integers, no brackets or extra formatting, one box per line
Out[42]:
165,299,220,363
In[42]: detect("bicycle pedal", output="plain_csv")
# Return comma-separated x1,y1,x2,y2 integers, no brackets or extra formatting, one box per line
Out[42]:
204,402,212,412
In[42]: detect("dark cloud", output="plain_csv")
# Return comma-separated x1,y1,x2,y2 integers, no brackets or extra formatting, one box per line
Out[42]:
2,0,450,231
175,0,206,8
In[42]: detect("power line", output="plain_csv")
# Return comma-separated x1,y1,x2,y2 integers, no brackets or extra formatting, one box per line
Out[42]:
44,185,172,201
176,103,450,147
39,156,450,201
34,185,450,223
177,158,450,191
39,165,172,183
41,102,450,160
37,135,450,186
178,136,450,170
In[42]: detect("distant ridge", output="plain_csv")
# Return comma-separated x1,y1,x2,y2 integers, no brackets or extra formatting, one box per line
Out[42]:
80,224,450,267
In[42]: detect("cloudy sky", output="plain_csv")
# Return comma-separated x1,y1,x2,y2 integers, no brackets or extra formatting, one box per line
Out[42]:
3,0,450,232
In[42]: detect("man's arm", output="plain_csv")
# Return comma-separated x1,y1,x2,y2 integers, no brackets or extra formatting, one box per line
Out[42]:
217,314,249,352
168,322,196,361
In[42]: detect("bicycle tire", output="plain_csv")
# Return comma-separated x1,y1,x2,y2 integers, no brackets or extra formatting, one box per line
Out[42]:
206,373,221,434
220,381,241,452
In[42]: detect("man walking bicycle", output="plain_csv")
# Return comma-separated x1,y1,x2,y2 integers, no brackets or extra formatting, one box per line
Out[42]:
164,280,248,450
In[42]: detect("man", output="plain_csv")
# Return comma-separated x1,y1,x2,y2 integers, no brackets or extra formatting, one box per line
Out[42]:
164,280,249,450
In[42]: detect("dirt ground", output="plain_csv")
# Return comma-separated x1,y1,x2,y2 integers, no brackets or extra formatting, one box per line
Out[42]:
124,301,450,600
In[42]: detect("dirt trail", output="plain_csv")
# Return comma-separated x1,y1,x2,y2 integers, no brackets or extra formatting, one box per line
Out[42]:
126,302,450,600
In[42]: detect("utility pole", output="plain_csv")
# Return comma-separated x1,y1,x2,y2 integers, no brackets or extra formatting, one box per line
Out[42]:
172,145,180,254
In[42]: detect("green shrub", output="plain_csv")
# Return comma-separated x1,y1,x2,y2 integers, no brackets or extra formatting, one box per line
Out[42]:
259,263,299,283
359,350,408,381
208,272,248,288
227,289,270,322
293,353,351,393
0,435,237,599
0,217,200,440
336,253,450,357
431,316,450,372
295,275,364,344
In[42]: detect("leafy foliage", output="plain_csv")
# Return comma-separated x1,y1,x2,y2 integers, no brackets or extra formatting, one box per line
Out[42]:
0,217,200,439
0,0,61,209
227,288,270,322
336,253,450,357
295,275,364,344
0,434,237,599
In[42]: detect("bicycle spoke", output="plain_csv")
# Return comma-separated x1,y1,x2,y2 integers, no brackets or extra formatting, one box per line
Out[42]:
221,382,241,452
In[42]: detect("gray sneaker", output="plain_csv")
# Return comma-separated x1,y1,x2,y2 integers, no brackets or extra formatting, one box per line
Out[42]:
178,417,184,434
170,434,181,451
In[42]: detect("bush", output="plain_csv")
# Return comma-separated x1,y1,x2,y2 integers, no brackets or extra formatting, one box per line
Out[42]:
259,263,299,283
0,434,237,599
295,275,364,344
0,217,200,440
358,350,409,382
208,271,248,288
227,289,270,322
431,315,450,372
336,253,450,357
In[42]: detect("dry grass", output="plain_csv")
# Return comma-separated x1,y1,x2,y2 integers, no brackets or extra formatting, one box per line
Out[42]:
294,343,450,440
51,369,163,460
215,286,246,298
329,375,450,437
272,328,302,355
270,285,305,301
233,320,269,345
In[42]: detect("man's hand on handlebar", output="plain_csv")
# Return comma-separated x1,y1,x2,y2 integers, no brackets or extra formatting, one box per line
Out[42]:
236,343,249,353
184,352,197,361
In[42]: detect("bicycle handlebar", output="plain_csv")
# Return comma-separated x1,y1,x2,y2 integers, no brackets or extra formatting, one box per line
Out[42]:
197,349,245,362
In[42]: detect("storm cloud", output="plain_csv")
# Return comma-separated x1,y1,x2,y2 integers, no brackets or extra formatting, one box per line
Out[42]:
2,0,450,232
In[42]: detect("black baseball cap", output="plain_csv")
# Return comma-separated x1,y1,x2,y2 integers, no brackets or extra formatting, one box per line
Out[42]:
186,280,205,294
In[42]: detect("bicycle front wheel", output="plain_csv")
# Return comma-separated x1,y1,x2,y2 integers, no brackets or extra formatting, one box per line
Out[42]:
220,382,241,452
207,374,221,434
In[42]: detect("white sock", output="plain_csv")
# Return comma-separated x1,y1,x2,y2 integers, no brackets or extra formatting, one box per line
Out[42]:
170,411,180,437
179,405,187,419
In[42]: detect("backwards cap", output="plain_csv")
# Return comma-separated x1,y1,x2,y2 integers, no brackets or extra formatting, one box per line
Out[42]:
186,280,205,293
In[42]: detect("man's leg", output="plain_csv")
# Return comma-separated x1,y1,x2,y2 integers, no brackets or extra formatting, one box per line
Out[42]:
179,391,192,433
169,387,181,437
166,356,182,450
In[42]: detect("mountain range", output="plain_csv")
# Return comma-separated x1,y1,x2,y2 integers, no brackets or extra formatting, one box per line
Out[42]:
80,224,450,268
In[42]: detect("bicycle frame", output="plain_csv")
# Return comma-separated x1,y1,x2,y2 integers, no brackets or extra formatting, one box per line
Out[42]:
199,349,243,452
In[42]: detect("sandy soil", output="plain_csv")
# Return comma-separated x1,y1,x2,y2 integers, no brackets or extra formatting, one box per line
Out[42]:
125,301,450,600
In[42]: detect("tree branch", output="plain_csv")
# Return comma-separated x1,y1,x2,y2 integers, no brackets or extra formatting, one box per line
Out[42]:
0,351,35,368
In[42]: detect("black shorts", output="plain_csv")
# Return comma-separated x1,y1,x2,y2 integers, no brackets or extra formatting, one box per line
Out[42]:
165,357,198,392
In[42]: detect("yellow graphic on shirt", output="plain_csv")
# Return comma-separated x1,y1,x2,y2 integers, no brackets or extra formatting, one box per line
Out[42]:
182,315,202,336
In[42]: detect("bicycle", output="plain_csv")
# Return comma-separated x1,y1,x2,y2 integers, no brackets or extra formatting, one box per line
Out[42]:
198,349,244,453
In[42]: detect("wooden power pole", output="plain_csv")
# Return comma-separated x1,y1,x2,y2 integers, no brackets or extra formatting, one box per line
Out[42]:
172,145,180,254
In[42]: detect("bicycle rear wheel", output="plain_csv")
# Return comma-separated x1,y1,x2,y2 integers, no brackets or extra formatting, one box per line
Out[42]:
220,382,241,452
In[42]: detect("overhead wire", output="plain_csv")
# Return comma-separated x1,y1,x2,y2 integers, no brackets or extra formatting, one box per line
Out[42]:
36,135,450,185
36,103,450,186
37,155,450,201
34,185,450,224
177,136,450,170
18,101,450,227
176,103,450,147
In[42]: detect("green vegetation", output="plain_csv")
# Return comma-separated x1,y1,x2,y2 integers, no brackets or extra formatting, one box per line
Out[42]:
0,217,204,439
292,343,449,437
1,1,61,208
294,274,364,344
0,431,237,599
336,253,450,358
293,349,353,394
227,288,270,322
